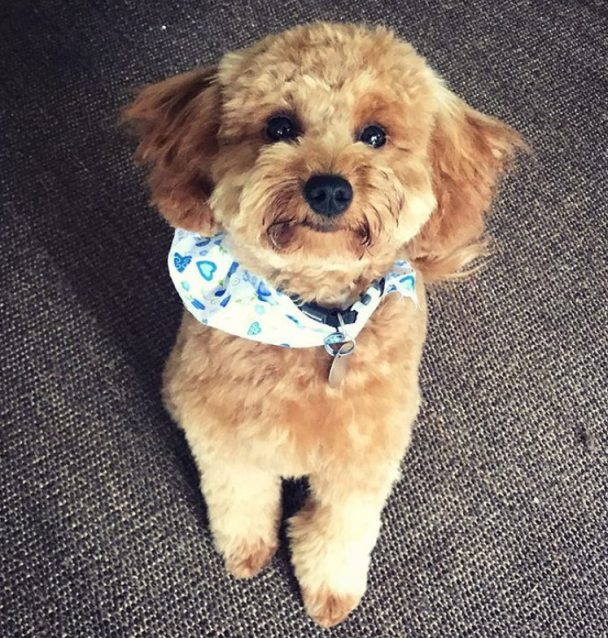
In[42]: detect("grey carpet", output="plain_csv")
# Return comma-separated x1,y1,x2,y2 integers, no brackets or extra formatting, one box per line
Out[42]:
1,1,607,636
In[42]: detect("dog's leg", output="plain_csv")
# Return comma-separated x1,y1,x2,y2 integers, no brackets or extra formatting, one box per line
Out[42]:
193,451,281,579
289,462,400,627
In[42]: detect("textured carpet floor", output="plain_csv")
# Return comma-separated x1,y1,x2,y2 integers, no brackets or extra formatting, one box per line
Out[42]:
1,1,607,636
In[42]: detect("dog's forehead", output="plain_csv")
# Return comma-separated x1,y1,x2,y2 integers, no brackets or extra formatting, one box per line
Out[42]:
218,25,434,123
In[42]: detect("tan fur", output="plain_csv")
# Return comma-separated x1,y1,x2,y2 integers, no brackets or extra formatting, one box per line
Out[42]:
124,22,523,627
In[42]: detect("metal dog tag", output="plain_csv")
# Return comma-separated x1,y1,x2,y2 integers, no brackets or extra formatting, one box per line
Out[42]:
327,340,356,388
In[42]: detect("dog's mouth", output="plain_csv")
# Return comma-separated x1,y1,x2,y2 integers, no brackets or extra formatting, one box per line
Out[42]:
301,218,342,233
267,216,373,252
267,217,343,248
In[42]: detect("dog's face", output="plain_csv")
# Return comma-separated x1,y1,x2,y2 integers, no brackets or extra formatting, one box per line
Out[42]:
212,25,438,274
125,23,523,298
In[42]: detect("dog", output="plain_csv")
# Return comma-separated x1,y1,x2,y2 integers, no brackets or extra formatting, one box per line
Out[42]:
124,22,523,628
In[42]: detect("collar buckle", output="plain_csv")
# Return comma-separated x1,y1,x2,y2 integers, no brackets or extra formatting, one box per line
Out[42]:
299,303,358,328
295,278,384,328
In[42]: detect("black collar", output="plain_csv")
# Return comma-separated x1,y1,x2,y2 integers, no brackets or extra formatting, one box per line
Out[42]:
290,279,385,329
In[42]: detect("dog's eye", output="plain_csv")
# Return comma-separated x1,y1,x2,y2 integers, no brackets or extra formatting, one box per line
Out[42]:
358,124,387,148
266,115,298,142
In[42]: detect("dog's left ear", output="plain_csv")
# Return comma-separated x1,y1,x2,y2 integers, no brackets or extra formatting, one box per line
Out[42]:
122,66,220,234
407,93,526,279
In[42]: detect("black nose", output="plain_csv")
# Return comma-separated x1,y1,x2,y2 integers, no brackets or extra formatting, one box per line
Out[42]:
303,174,353,217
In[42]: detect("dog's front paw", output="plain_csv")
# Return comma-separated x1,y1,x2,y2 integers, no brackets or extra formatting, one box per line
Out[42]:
225,538,277,579
302,587,362,628
289,506,370,627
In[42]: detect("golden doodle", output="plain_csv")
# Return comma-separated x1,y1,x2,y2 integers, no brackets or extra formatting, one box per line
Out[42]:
124,22,523,627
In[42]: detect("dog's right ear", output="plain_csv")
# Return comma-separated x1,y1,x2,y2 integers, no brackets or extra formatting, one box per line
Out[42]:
122,67,220,233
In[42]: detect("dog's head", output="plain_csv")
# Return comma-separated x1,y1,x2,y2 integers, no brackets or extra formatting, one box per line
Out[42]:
124,23,523,302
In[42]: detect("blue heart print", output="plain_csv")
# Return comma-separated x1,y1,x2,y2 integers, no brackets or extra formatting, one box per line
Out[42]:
399,275,415,290
247,321,262,336
197,260,217,281
256,281,272,302
174,253,192,273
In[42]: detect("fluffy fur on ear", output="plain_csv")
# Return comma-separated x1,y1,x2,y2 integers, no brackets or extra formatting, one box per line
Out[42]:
122,66,220,233
408,93,526,281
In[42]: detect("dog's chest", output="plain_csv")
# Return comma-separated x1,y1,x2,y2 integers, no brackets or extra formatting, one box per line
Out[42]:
169,292,426,473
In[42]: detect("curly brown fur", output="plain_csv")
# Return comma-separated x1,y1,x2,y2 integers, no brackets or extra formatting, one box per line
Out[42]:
124,22,523,627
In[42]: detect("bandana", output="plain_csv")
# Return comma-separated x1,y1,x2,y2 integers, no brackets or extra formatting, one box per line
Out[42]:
168,229,417,349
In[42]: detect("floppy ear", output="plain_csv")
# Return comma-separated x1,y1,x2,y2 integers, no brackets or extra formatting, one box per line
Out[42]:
408,94,526,280
122,66,220,234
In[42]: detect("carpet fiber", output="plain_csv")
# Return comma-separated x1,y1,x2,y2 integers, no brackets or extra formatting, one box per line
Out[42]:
1,1,607,636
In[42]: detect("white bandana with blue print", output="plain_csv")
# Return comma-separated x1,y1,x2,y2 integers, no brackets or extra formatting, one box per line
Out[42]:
168,229,418,386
